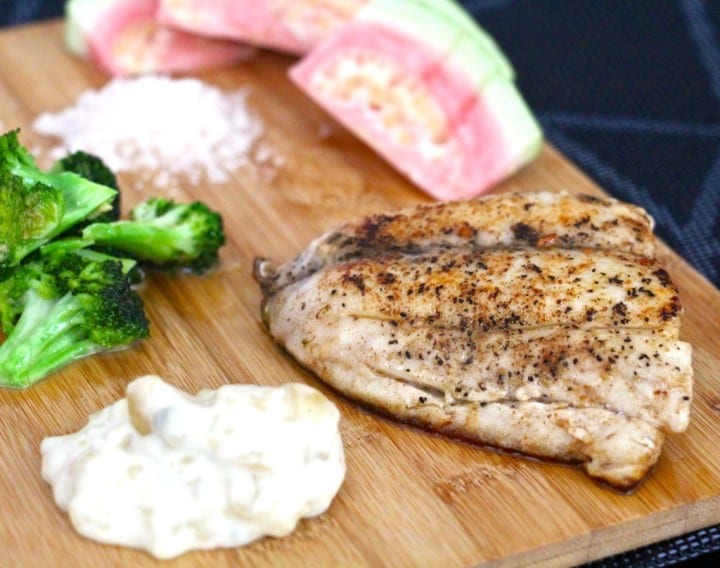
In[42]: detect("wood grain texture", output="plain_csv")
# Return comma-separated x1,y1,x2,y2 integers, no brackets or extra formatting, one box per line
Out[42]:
1,21,719,568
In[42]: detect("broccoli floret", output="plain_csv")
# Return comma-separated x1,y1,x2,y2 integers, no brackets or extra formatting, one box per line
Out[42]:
0,244,149,389
0,130,117,268
0,170,64,267
40,237,142,283
82,197,225,273
51,153,142,272
53,150,121,226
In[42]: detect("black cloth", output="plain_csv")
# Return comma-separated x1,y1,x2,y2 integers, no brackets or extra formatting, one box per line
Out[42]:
0,0,63,27
1,1,719,566
467,0,720,290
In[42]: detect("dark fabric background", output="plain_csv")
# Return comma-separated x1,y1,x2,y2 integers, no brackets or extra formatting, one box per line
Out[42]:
1,1,719,565
0,0,63,26
466,0,720,292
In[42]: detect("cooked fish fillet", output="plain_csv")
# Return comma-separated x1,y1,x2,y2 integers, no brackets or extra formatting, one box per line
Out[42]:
255,192,692,490
257,191,656,296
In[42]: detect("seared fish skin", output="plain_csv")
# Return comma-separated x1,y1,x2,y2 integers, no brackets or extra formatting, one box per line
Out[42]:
255,192,692,490
256,191,656,296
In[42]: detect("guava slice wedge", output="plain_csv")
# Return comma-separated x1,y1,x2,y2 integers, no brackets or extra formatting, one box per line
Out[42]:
157,0,368,55
65,0,254,76
355,0,514,83
289,0,542,200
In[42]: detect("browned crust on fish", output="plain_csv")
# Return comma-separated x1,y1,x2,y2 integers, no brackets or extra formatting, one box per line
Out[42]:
256,191,656,296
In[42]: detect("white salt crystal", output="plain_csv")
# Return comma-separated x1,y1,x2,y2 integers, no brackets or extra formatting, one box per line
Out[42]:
33,75,263,187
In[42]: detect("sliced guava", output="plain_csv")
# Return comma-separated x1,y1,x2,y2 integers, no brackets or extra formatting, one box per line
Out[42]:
355,0,514,84
157,0,368,55
289,1,542,200
65,0,254,76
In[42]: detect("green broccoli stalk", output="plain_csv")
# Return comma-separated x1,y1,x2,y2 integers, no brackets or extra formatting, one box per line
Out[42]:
39,237,141,284
52,150,121,227
50,153,145,281
0,256,50,333
0,244,149,389
82,197,225,273
0,129,118,267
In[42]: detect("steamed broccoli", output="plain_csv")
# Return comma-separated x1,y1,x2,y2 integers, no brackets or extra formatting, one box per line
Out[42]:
0,243,149,389
39,237,141,282
0,130,117,268
82,197,225,273
0,130,228,388
0,171,63,268
53,150,121,227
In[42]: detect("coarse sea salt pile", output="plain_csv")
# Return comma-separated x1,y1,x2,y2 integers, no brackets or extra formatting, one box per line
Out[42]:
33,75,263,187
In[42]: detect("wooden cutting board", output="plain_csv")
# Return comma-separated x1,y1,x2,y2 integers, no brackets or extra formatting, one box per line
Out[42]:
1,21,719,568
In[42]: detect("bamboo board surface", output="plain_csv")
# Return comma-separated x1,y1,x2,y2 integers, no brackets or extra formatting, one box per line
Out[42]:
1,20,720,568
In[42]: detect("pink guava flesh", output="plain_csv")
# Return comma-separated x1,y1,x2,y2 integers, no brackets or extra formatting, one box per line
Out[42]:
89,0,254,76
290,23,534,200
157,0,367,55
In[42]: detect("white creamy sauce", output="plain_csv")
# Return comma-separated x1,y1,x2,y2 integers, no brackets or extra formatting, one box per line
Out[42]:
41,376,346,559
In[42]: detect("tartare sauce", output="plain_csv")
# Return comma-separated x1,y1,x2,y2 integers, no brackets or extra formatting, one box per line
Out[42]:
41,376,346,559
